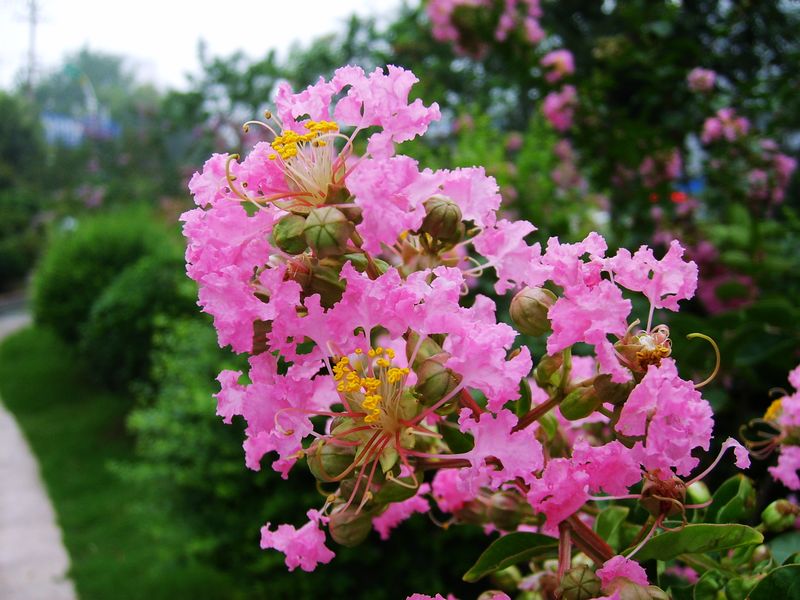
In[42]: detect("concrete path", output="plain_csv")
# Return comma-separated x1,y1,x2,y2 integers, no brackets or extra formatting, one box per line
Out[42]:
0,312,78,600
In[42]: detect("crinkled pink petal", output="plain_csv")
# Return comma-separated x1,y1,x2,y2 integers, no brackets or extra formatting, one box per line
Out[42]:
472,219,545,293
527,458,589,533
260,510,335,572
617,359,713,477
572,440,642,496
769,446,800,490
597,556,649,589
458,409,543,492
373,484,431,540
608,240,698,311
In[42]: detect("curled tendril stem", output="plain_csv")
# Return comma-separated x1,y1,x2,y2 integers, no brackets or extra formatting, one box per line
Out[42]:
686,332,720,389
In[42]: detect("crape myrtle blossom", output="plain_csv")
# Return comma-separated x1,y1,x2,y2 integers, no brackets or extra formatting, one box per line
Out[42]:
745,363,800,490
184,64,745,595
540,49,575,83
427,0,545,53
687,67,716,93
542,85,577,132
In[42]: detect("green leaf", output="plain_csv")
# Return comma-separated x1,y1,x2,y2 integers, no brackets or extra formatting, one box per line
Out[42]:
440,423,474,454
693,569,725,600
594,506,629,552
463,532,558,582
373,477,419,504
748,565,800,599
707,475,756,523
632,524,763,562
516,378,532,418
770,531,800,564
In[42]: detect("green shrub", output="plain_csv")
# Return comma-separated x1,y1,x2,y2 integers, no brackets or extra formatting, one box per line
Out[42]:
80,251,198,389
32,207,171,342
0,187,46,290
124,317,480,599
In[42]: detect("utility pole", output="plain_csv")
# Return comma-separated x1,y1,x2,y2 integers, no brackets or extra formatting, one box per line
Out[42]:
24,0,39,97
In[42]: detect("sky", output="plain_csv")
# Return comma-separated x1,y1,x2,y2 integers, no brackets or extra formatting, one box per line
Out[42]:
0,0,403,90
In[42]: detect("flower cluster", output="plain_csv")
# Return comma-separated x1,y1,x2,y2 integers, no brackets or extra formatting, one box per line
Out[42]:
745,364,800,490
184,64,752,598
427,0,544,56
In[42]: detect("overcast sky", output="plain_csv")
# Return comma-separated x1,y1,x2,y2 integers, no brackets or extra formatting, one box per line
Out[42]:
0,0,403,90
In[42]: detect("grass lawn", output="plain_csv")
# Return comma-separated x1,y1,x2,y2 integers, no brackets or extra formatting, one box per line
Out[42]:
0,325,244,600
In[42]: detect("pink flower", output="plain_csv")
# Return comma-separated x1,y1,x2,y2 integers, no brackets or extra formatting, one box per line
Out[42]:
597,555,649,590
458,409,544,492
527,458,589,533
541,49,575,83
547,281,631,365
181,201,278,352
687,68,716,93
608,240,698,311
701,108,749,144
770,446,800,490
348,156,441,254
432,468,476,512
572,439,642,496
542,85,577,132
472,219,544,293
260,510,335,572
442,299,533,411
439,166,502,229
789,364,800,391
373,484,431,540
616,359,713,477
215,354,335,477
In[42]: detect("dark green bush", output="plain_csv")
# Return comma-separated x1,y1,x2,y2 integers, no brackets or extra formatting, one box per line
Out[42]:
32,208,171,342
0,188,47,291
124,317,482,599
80,251,198,389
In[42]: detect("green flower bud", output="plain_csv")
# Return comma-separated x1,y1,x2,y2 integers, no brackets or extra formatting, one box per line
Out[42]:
420,195,464,243
307,441,354,482
534,353,565,391
510,287,557,337
328,506,373,547
556,565,602,600
686,481,711,505
414,353,461,406
644,586,670,600
308,258,346,308
761,499,799,532
406,331,444,369
272,214,308,255
304,206,354,258
592,373,634,406
489,565,522,593
610,581,651,600
560,386,602,420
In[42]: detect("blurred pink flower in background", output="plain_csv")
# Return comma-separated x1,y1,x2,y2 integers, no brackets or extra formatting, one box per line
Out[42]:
540,49,574,83
687,67,716,92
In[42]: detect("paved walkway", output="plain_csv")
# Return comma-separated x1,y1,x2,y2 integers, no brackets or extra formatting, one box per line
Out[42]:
0,312,77,600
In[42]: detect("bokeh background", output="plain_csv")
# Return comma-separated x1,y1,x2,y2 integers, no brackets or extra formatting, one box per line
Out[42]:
0,1,798,598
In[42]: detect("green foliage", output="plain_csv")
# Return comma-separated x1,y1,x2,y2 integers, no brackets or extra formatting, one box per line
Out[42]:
462,532,558,582
0,187,47,290
32,207,171,342
79,251,197,389
0,326,242,600
748,564,800,599
632,523,763,562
